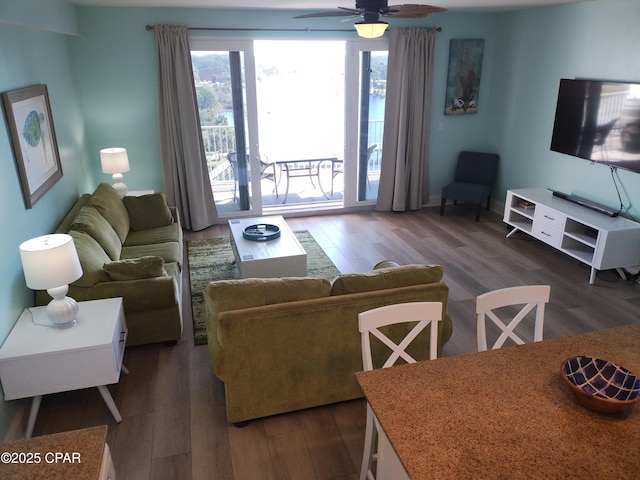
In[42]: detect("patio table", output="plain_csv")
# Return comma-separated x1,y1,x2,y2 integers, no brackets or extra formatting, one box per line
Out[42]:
273,157,338,203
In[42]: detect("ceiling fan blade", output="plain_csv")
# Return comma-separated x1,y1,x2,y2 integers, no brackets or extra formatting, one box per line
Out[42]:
294,7,363,19
382,4,447,19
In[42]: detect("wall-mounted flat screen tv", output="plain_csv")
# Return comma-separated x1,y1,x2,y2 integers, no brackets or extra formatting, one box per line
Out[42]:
551,78,640,174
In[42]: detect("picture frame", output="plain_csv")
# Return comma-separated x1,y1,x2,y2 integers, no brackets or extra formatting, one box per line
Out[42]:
444,39,485,115
2,84,62,208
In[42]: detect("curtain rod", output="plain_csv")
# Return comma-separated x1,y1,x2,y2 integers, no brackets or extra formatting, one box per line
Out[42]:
145,25,442,33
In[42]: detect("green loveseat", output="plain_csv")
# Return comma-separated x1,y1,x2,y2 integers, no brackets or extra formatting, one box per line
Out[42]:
203,264,453,425
35,183,183,346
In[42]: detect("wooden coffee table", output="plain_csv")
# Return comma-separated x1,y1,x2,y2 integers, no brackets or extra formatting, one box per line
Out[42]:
228,216,307,278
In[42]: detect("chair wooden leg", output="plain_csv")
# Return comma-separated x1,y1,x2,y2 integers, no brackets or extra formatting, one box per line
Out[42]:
486,195,491,210
439,198,446,216
475,204,482,221
360,403,377,480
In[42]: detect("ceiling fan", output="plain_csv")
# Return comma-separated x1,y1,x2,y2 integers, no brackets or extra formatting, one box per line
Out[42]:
294,1,446,38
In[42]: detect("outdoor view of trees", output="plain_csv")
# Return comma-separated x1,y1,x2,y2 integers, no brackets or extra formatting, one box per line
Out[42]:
369,53,388,98
192,50,388,126
192,54,232,126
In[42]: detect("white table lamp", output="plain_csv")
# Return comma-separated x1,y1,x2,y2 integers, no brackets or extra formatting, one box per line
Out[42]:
100,147,130,197
19,234,83,329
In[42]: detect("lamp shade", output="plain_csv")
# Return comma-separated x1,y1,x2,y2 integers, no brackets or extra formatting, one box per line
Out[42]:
354,21,388,39
100,147,130,174
19,234,83,290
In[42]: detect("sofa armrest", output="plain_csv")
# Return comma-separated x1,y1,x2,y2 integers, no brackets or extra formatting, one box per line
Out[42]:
36,275,180,312
169,206,180,227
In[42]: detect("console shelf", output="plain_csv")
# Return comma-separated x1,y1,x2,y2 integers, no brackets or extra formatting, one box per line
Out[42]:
504,188,640,284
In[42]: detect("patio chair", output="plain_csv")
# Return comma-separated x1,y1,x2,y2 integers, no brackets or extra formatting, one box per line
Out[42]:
331,144,377,195
259,158,279,198
228,152,279,200
227,152,239,202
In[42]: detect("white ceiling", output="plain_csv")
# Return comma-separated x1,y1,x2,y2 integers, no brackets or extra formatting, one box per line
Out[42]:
70,1,591,13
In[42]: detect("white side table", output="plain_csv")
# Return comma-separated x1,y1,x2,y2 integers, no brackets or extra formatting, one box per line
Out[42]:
0,298,128,438
126,190,154,196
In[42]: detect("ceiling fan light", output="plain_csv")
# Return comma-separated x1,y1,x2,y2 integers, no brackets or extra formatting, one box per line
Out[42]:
354,21,388,39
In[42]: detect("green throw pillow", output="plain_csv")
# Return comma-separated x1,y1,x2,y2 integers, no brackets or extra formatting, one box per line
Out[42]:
70,205,122,260
331,264,444,296
103,256,166,281
122,193,174,232
88,183,130,243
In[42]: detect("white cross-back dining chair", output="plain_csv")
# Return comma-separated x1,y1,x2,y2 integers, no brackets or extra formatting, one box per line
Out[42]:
358,302,443,480
476,285,551,352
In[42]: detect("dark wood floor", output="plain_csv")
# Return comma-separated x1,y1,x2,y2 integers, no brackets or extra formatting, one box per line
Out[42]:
20,206,640,479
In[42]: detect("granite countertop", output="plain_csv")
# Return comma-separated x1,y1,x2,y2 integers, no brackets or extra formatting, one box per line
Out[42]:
0,425,107,480
356,324,640,479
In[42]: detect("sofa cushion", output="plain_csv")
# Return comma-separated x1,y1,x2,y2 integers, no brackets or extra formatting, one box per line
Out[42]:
68,230,111,287
87,183,130,243
104,256,166,281
205,277,331,314
124,222,181,247
120,242,181,267
70,206,122,260
122,193,174,232
331,264,444,296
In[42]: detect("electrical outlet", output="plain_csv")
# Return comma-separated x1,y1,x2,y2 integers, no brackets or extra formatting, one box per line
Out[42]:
438,122,445,132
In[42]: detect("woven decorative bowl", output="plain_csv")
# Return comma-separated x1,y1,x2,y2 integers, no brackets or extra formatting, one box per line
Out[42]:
561,356,640,413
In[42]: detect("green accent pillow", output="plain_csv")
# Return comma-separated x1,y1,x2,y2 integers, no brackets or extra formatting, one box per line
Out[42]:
122,193,174,232
68,230,111,287
103,256,166,281
205,277,331,314
88,183,130,243
70,205,122,260
331,264,444,296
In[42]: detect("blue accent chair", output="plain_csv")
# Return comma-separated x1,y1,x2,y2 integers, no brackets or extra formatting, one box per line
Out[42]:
439,151,499,221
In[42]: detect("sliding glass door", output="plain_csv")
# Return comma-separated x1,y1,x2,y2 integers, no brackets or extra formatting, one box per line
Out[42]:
191,36,388,215
344,41,388,205
190,39,261,216
254,40,345,207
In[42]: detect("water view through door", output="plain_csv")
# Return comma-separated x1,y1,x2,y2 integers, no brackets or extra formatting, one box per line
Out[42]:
254,40,345,208
192,38,387,214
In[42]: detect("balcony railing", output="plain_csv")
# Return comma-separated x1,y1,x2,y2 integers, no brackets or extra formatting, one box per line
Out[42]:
201,121,383,205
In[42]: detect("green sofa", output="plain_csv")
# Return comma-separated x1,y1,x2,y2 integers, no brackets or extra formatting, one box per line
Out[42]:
35,183,183,346
203,264,453,425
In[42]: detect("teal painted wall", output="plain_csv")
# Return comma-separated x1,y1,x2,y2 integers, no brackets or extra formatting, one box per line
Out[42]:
70,6,503,198
0,0,638,439
0,0,92,437
494,0,640,216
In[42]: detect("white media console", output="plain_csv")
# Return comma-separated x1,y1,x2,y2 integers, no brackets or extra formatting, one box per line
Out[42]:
504,188,640,284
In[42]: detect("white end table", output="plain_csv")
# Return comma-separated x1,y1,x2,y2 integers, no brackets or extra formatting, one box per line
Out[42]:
126,190,154,196
0,298,128,438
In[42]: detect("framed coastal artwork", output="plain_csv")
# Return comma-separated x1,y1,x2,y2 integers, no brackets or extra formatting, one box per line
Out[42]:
444,39,485,115
2,84,62,208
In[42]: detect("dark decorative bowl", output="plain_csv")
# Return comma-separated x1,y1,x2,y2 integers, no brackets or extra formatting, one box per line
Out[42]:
242,224,281,242
561,356,640,413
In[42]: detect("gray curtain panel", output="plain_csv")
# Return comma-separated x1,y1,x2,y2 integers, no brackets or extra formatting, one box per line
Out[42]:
154,24,218,231
376,27,437,212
